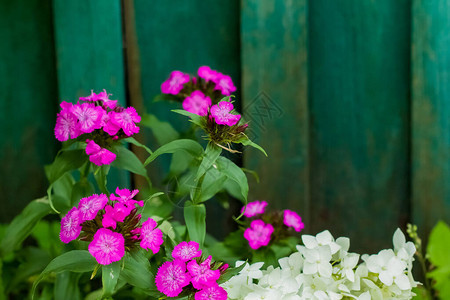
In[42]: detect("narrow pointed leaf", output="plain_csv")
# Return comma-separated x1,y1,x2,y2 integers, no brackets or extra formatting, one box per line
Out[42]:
102,261,120,297
144,139,204,166
184,201,206,247
196,143,221,181
32,250,97,299
0,197,52,257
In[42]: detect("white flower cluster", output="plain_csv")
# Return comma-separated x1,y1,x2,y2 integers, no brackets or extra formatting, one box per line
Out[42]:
222,229,418,300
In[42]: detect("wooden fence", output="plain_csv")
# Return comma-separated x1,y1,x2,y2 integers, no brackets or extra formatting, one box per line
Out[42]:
1,0,449,252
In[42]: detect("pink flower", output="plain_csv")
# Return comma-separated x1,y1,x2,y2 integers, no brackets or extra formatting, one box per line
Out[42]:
101,111,121,136
54,102,80,141
155,259,191,297
214,74,236,96
198,66,219,82
110,188,143,208
60,207,82,244
85,139,116,166
241,200,268,218
161,71,190,95
140,218,164,254
182,90,211,116
172,241,202,262
187,256,221,290
102,203,133,229
88,228,125,265
77,194,108,222
283,209,305,232
71,103,104,133
109,107,141,136
79,90,118,110
195,284,228,300
210,101,241,126
243,219,274,250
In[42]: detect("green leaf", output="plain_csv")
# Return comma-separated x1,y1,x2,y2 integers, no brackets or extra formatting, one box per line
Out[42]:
93,164,110,195
428,221,450,267
6,247,51,293
121,251,160,297
102,261,120,297
45,149,88,213
45,149,88,184
198,168,228,203
184,201,206,247
239,138,268,157
32,250,97,299
144,139,204,166
169,151,194,175
52,173,75,206
112,145,147,177
217,260,247,284
71,178,95,207
0,259,5,300
54,272,82,300
123,136,153,154
171,109,204,127
31,221,64,257
215,157,248,204
196,143,222,181
139,113,179,145
0,197,52,257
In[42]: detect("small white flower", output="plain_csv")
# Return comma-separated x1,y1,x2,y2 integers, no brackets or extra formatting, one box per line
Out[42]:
339,253,360,282
238,261,265,280
302,230,341,254
303,245,333,277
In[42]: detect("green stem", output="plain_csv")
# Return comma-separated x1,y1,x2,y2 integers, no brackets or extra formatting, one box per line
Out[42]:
416,250,434,300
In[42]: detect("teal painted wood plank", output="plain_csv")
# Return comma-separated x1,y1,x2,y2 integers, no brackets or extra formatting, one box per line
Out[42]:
309,0,411,252
0,0,58,222
53,0,129,190
132,0,240,238
412,0,450,239
241,1,309,224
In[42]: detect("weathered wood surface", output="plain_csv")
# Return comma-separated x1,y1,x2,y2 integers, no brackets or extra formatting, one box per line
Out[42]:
309,0,411,251
52,0,129,189
241,0,310,226
0,0,58,221
412,0,450,240
1,0,448,253
132,0,241,238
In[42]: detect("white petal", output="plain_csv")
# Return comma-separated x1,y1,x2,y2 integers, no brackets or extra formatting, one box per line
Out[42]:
318,261,332,278
318,245,332,261
378,249,395,262
346,268,355,282
316,230,333,245
345,253,360,268
393,228,406,250
303,261,318,274
279,257,290,269
328,242,341,255
395,273,411,290
379,270,394,286
388,257,406,275
304,248,320,262
358,291,371,300
336,237,350,252
281,277,300,294
302,235,318,249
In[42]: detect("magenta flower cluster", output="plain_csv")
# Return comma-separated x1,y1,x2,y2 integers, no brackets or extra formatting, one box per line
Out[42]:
54,90,141,166
241,200,305,250
155,241,228,299
161,66,241,126
59,188,163,265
